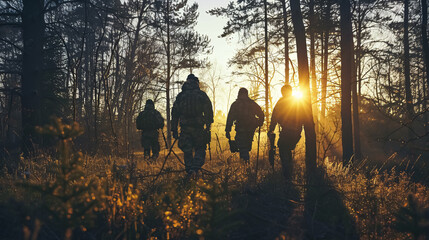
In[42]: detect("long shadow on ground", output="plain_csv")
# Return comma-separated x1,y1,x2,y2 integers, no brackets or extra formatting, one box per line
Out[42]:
304,167,359,239
226,164,359,239
228,171,301,239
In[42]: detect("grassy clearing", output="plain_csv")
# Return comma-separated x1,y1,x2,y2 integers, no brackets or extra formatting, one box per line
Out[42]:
0,121,428,239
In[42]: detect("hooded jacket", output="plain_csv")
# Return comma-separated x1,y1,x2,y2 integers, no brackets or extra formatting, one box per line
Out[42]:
136,101,164,131
171,81,213,131
225,93,264,132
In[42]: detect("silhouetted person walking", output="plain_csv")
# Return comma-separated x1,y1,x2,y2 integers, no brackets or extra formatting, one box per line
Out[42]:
136,99,164,160
172,74,213,176
226,88,264,162
268,85,303,179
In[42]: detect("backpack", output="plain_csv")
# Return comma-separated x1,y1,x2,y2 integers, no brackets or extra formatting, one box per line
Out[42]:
178,90,204,118
234,99,260,130
136,110,163,131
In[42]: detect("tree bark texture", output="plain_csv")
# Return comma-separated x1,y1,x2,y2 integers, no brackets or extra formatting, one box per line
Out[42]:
321,1,331,121
421,0,429,90
309,0,318,129
352,55,362,159
340,0,354,163
264,0,270,128
166,0,172,147
353,0,362,159
21,0,45,155
281,0,290,84
289,0,317,176
404,0,414,123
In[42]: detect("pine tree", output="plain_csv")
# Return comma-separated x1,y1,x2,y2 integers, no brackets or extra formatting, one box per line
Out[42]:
21,0,45,155
340,0,354,163
289,0,318,177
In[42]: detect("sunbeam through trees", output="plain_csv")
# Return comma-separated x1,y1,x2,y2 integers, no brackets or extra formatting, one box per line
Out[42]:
0,0,429,239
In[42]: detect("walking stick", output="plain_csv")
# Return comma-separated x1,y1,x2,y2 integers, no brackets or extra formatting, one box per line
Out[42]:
152,138,178,184
268,131,276,172
207,129,212,162
255,126,261,176
215,133,222,153
162,130,185,164
161,130,169,149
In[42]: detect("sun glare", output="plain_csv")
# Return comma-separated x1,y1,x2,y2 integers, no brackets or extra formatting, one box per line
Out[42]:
292,88,304,100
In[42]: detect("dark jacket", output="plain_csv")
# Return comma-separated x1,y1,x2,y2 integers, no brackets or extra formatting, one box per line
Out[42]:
136,103,164,131
171,81,213,131
225,95,264,132
269,96,302,134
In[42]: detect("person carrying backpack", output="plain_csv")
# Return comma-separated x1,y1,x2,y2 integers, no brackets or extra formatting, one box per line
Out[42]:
136,99,164,160
225,88,264,163
171,74,213,177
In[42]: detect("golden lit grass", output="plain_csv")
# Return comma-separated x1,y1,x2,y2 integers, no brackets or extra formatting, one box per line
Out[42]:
325,159,429,239
0,121,428,239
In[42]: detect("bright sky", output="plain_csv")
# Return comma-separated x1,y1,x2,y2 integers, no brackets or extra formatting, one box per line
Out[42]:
193,0,288,115
192,0,243,115
193,0,235,72
169,0,287,116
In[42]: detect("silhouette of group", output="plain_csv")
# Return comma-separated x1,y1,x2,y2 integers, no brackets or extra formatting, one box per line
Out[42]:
137,74,303,179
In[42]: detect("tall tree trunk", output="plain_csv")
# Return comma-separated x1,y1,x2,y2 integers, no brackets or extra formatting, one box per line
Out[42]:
75,0,88,123
352,0,362,159
93,51,100,148
417,67,422,113
356,0,363,96
84,34,93,144
264,0,270,128
340,0,354,163
321,0,331,121
423,71,429,132
289,0,317,177
166,0,172,147
404,0,414,139
92,27,105,149
421,0,429,89
21,0,45,156
281,0,290,84
309,0,318,130
352,57,362,159
120,1,146,151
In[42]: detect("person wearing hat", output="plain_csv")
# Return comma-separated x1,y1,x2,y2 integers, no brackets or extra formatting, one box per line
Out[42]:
225,88,264,163
171,74,213,177
136,99,164,160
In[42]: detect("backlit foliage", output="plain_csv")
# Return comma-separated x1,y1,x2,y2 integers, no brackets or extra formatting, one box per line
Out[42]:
0,119,428,239
325,159,429,239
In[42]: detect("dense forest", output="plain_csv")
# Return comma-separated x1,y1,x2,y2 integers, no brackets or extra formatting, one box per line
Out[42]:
0,0,428,239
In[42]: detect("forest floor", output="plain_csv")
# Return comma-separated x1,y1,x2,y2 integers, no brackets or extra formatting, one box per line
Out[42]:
137,144,351,239
0,135,429,239
127,138,427,239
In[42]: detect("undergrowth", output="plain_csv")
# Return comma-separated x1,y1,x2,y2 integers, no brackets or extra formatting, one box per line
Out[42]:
325,159,429,239
0,119,428,239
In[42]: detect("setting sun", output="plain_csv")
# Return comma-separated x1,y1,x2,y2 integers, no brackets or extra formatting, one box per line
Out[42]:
0,0,427,239
292,88,304,100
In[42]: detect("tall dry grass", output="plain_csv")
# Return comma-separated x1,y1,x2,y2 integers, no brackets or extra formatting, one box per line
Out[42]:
0,119,428,239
